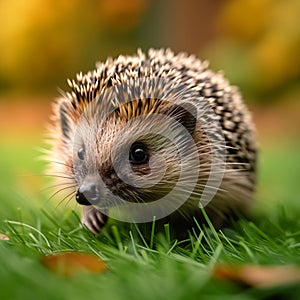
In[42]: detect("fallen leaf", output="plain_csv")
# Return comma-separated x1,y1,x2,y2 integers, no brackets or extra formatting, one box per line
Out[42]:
41,252,107,277
213,264,300,288
0,233,9,241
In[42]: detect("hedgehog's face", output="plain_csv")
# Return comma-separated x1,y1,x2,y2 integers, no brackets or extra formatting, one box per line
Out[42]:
58,98,199,219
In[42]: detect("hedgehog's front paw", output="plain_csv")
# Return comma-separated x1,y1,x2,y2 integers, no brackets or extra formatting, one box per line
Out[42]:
81,206,108,234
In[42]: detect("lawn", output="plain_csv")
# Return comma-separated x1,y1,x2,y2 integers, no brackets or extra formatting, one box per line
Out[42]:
0,134,299,300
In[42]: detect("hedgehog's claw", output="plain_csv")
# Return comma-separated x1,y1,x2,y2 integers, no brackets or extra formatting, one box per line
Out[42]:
81,206,108,234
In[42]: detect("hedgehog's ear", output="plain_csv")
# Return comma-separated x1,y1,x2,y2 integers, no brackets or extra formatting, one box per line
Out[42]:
168,102,197,135
59,100,73,139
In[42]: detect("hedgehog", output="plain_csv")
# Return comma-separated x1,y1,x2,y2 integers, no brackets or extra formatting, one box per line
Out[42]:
48,48,257,238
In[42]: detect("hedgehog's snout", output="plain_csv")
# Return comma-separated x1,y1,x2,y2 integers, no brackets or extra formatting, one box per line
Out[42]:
76,182,101,206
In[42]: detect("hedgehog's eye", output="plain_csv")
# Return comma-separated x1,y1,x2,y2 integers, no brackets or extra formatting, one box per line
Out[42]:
78,147,85,160
129,142,148,165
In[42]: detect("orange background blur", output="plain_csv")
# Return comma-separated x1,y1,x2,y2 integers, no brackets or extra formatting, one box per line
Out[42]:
0,0,299,198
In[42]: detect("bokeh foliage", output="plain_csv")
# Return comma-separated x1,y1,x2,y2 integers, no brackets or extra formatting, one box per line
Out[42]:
0,0,299,103
0,0,149,93
204,0,300,102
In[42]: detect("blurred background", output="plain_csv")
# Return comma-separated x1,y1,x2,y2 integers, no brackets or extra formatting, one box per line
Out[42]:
0,0,299,218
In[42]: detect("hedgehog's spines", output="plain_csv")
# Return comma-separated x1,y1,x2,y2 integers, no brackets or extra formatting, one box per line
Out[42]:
48,48,257,236
60,48,256,176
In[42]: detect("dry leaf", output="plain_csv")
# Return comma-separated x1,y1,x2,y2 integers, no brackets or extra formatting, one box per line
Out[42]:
41,252,106,277
0,233,9,241
213,264,300,288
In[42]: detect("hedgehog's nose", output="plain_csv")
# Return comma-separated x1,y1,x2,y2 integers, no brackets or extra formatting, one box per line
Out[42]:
76,183,100,206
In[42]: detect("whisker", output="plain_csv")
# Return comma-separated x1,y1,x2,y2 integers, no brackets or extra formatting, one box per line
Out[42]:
41,182,77,193
61,191,77,210
46,160,74,169
47,185,76,203
40,173,75,180
55,190,76,209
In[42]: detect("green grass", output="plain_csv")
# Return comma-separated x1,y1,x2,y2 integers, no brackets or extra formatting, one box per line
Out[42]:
0,138,300,300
